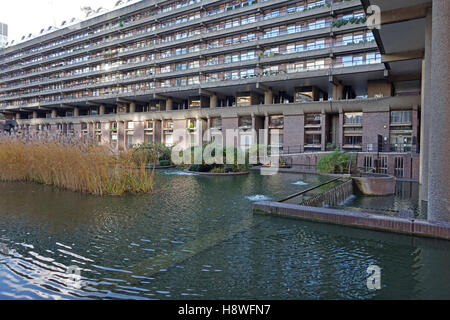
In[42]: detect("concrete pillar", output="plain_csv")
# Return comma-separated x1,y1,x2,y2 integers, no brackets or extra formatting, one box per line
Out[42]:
15,113,21,120
332,83,344,100
210,95,218,108
166,99,173,111
118,121,125,151
264,115,269,145
321,113,327,151
51,110,57,119
134,121,145,145
74,107,79,117
196,117,203,146
32,111,38,119
264,90,273,105
99,105,105,115
130,102,136,113
428,0,450,222
101,122,110,145
338,111,344,148
420,8,432,201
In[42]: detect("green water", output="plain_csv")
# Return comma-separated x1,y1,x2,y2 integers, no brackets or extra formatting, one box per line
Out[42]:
0,170,449,300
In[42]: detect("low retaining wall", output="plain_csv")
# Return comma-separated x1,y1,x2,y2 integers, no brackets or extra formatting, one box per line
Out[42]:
253,201,450,241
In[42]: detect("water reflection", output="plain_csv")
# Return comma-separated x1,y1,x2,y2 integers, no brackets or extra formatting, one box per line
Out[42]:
0,172,449,300
337,181,427,219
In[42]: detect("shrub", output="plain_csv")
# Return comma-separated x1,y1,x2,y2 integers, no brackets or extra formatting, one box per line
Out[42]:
133,143,172,165
210,167,226,174
189,164,213,172
159,160,171,167
317,149,351,174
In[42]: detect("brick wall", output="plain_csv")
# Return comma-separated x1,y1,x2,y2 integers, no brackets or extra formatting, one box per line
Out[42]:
362,111,390,149
284,115,304,150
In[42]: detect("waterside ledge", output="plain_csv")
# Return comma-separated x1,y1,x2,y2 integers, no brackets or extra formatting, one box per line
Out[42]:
253,201,450,241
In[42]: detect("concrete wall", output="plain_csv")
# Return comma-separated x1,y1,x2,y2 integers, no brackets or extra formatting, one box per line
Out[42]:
367,80,393,98
284,115,304,150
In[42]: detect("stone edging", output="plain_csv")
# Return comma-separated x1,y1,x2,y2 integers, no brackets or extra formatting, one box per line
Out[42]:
184,169,249,176
253,201,450,241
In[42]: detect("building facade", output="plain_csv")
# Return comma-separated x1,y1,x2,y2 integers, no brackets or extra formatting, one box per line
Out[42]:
0,0,421,179
0,23,7,48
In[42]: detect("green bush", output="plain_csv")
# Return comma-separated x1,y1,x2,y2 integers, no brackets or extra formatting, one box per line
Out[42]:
133,143,173,165
159,160,171,167
210,167,226,174
189,164,213,172
317,149,351,174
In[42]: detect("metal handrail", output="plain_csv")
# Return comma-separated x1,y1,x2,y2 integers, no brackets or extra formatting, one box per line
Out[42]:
278,177,343,203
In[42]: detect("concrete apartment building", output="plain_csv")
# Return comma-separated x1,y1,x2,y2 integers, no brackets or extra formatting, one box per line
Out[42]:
0,0,433,182
0,23,7,48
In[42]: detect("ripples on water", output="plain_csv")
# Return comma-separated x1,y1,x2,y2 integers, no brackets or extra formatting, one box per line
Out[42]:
0,171,449,300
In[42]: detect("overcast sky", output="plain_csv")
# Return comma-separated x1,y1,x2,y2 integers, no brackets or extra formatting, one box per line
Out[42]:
0,0,142,43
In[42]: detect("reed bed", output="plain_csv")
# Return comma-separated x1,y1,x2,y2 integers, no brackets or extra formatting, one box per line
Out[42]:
0,133,154,196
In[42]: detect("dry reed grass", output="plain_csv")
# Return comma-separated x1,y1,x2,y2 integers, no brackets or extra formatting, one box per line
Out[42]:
0,132,154,196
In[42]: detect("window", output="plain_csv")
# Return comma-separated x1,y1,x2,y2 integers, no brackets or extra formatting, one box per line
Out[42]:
269,116,284,128
344,136,362,146
379,156,388,174
240,134,253,152
270,129,283,148
364,156,373,173
211,118,222,130
145,120,153,130
305,134,321,145
344,112,362,125
394,157,404,178
391,111,412,124
127,135,134,148
239,116,252,128
305,114,321,126
165,134,174,146
343,56,353,67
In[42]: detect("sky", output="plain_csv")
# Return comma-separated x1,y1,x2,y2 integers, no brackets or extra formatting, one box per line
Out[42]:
0,0,142,43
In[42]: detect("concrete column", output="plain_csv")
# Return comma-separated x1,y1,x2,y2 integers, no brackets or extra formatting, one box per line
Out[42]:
51,110,57,119
154,120,162,144
134,121,145,145
32,111,38,119
99,105,105,115
206,117,211,142
210,95,218,108
15,113,21,120
321,113,327,151
332,83,344,100
264,90,273,105
118,121,125,151
420,8,432,201
264,115,269,145
100,122,109,145
196,117,203,146
74,107,79,117
338,111,344,148
428,0,450,222
166,98,173,111
130,102,136,113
